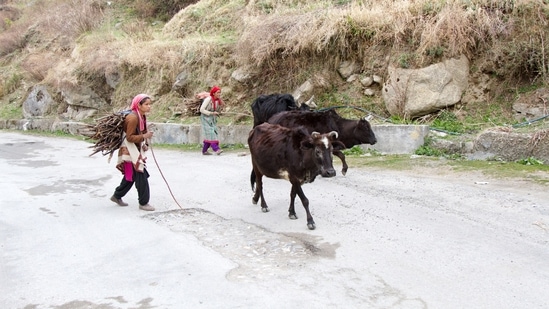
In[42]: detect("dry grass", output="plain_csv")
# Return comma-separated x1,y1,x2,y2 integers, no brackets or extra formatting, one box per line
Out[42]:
40,0,105,38
0,5,20,31
20,53,58,81
235,0,548,80
1,0,549,125
0,29,26,56
163,0,246,39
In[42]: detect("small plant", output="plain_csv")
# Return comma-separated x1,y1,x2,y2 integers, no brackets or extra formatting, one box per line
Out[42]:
342,145,365,156
257,0,274,14
415,136,464,159
415,144,444,157
336,0,352,5
431,110,468,133
0,101,21,119
426,46,444,57
398,53,415,69
516,157,544,165
6,73,22,93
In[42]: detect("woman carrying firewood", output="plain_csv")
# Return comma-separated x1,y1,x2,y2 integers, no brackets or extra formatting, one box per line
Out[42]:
110,94,155,211
199,85,224,155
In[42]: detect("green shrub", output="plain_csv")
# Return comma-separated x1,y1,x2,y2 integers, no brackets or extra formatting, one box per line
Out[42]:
516,157,544,165
415,136,463,159
342,145,365,156
431,110,467,133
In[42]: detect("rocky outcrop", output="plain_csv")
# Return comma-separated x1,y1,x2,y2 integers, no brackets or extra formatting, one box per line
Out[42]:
431,127,549,163
512,88,549,121
22,85,55,118
471,128,549,162
382,55,469,118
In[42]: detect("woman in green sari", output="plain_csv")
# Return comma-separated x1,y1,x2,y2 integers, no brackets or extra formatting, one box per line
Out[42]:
200,86,224,155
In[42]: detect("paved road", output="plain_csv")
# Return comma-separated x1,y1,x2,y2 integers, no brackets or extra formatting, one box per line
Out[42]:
1,131,548,309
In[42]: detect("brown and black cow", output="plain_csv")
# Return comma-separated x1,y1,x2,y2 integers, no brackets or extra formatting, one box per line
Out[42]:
248,123,344,230
268,109,377,175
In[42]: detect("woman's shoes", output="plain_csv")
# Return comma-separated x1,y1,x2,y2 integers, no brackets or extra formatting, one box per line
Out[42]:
203,150,222,155
139,204,155,211
110,195,128,206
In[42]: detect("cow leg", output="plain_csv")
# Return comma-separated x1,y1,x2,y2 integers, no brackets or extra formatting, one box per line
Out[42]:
288,185,298,220
292,182,315,230
252,171,269,212
333,150,348,176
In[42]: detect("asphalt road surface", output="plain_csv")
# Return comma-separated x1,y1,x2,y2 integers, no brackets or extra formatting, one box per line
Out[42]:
1,131,548,309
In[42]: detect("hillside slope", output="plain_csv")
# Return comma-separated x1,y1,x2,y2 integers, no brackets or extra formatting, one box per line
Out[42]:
0,0,548,131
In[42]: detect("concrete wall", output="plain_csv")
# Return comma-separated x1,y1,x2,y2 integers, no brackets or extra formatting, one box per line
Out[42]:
363,124,430,154
0,119,430,154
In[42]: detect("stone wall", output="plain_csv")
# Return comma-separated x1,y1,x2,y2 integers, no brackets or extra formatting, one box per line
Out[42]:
7,118,547,162
0,118,430,155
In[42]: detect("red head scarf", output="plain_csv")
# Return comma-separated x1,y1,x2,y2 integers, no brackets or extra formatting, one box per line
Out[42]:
209,86,222,111
131,94,150,131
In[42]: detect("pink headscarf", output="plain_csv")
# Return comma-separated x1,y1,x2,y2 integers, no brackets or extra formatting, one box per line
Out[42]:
131,94,150,131
209,86,222,111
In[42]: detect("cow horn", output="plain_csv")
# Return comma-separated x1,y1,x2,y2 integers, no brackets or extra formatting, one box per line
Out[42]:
328,131,338,139
364,114,373,121
311,131,320,138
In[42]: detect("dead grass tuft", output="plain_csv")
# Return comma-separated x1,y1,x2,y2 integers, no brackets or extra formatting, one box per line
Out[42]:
120,20,155,41
163,0,245,39
0,29,26,56
236,10,343,67
39,0,105,38
0,5,21,31
21,53,58,81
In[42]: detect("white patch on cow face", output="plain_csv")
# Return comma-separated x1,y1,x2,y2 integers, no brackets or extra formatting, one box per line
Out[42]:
321,136,330,149
278,169,290,180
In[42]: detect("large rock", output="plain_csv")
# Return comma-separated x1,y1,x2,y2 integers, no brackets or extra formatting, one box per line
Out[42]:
231,67,254,83
512,88,549,121
470,127,549,162
337,60,359,79
22,85,54,118
62,86,107,121
172,71,190,90
383,56,469,118
292,79,314,103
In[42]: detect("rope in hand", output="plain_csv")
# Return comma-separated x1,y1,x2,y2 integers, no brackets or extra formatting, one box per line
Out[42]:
147,142,184,210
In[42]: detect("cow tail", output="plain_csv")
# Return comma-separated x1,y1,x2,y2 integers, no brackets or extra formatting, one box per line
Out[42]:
250,169,256,191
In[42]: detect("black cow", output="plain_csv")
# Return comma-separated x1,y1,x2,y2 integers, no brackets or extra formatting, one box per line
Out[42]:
248,123,344,230
251,93,315,127
268,109,377,175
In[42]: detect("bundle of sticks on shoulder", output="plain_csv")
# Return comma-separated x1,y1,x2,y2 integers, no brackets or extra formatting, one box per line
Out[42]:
173,92,208,117
180,98,202,117
83,112,127,158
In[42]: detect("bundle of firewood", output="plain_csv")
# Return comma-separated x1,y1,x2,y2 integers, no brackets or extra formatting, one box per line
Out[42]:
85,112,127,157
182,97,202,116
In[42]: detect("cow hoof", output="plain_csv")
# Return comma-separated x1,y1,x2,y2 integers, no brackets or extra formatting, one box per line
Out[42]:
288,214,298,220
261,207,269,213
307,223,316,230
252,198,258,205
342,169,347,176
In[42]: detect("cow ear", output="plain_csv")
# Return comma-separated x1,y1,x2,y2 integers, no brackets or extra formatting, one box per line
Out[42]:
332,141,346,151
